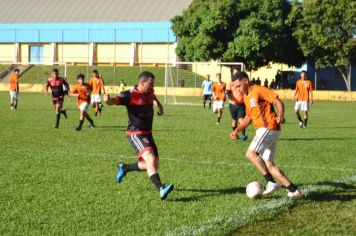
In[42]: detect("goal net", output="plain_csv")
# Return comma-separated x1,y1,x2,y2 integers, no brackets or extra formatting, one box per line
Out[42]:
163,62,245,105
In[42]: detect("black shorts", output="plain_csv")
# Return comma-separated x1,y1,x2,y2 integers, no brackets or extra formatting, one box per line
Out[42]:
52,97,64,106
229,103,246,120
127,133,159,162
203,94,212,101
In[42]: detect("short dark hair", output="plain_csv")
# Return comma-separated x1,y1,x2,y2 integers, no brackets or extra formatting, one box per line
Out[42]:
232,71,249,82
301,70,307,74
52,68,59,74
93,70,98,74
14,68,20,72
77,73,85,80
138,71,155,81
216,73,221,77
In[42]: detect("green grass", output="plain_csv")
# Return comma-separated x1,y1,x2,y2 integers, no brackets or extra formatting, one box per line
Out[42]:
14,65,204,87
0,64,9,72
0,92,355,235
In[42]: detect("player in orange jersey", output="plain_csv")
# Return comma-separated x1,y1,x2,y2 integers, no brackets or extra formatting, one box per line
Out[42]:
212,73,227,124
88,70,106,116
71,74,95,131
9,68,20,111
230,72,302,199
294,71,313,128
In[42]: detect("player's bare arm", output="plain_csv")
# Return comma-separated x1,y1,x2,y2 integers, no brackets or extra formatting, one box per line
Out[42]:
273,98,285,124
230,115,251,140
294,87,299,101
104,94,120,105
44,84,49,96
153,96,164,116
226,90,234,103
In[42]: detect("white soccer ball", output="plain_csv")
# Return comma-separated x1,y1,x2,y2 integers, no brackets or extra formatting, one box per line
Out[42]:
246,181,265,199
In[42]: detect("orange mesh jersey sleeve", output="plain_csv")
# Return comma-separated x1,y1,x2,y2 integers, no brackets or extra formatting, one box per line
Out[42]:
245,85,280,130
296,80,313,101
212,82,226,101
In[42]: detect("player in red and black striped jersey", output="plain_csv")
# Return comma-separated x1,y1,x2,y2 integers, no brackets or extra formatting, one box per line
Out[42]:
44,68,69,128
104,71,174,200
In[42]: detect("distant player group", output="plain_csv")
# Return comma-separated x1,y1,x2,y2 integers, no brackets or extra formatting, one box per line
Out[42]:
43,69,105,130
8,66,313,200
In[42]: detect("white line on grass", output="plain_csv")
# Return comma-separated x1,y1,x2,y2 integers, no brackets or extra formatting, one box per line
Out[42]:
48,150,355,173
165,175,356,236
162,157,355,172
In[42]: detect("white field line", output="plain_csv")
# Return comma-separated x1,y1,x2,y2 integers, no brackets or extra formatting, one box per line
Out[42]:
162,157,355,172
43,150,355,173
165,175,356,236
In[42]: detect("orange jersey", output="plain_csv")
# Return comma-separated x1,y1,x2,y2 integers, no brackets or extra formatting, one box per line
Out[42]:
71,83,92,106
227,81,244,104
88,77,104,95
244,85,280,130
295,79,313,101
212,82,227,101
9,74,19,91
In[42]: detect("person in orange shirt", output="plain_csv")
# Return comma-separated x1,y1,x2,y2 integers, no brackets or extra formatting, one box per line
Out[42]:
211,73,227,124
294,71,313,128
9,69,20,111
71,74,95,131
226,69,248,141
88,70,106,116
230,71,302,199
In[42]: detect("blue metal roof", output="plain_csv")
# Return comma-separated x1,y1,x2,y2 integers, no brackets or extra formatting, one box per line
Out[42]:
0,22,176,43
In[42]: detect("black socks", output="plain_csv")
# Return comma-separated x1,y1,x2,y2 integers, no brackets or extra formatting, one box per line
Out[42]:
150,173,163,191
55,114,60,127
122,163,140,173
286,183,298,192
264,173,276,183
297,113,303,123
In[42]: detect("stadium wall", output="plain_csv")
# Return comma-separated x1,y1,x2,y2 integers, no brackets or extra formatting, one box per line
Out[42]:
1,84,355,101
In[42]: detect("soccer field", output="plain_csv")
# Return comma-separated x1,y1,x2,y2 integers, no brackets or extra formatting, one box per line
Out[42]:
0,92,355,235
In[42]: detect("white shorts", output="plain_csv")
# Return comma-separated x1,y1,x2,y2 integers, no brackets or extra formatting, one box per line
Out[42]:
213,101,224,112
91,94,101,103
9,91,18,99
295,101,309,111
79,102,89,112
248,127,280,161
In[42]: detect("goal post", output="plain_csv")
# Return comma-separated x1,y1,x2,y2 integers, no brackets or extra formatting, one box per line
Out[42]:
164,61,245,105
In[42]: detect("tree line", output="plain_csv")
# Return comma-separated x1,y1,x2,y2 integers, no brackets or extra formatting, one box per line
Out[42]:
171,0,356,90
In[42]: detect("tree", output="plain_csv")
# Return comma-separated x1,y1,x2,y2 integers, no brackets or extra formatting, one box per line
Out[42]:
288,0,356,91
171,0,305,70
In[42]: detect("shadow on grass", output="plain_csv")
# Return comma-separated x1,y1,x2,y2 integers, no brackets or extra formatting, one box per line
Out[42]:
95,125,127,129
171,187,245,202
305,181,355,202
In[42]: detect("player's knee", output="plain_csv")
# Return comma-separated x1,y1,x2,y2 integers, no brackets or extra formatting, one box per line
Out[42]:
142,150,155,164
246,150,254,160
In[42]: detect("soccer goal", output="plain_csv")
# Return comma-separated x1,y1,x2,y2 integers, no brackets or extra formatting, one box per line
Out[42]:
163,61,245,105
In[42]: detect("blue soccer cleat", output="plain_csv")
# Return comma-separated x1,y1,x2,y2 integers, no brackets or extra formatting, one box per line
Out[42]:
116,163,126,183
160,184,174,200
241,135,248,141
